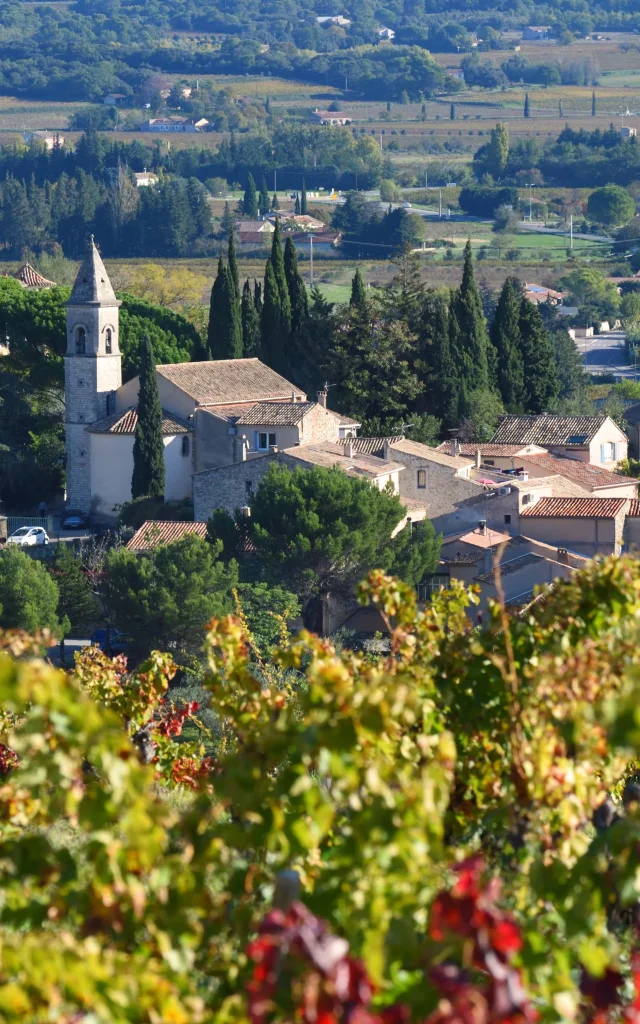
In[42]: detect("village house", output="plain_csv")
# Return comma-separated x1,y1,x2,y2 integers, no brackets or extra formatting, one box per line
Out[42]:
523,283,564,306
377,27,395,39
445,67,465,82
523,25,552,39
103,93,128,106
139,117,208,133
518,496,628,556
489,414,628,467
23,131,63,150
134,170,159,187
11,263,56,289
64,240,361,518
126,521,208,553
316,15,352,25
310,109,352,126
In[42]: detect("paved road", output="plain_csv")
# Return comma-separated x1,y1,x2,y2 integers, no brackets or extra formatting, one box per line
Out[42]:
580,329,638,379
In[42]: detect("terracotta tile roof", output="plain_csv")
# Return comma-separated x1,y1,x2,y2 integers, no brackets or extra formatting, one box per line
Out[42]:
127,521,207,551
520,497,628,518
236,401,315,426
456,526,512,549
491,414,611,447
627,500,640,517
87,406,190,435
282,442,403,479
435,442,547,457
13,262,56,288
475,552,545,583
236,232,272,244
520,454,637,491
335,436,402,457
156,359,306,406
235,220,274,232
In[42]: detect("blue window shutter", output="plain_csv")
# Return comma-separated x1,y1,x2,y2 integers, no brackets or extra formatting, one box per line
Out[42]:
600,444,605,463
254,431,259,450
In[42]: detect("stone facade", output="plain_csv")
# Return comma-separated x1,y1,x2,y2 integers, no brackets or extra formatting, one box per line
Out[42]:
193,454,276,521
64,238,122,512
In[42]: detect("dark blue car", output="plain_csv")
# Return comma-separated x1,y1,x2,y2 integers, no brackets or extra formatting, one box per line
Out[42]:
91,628,132,655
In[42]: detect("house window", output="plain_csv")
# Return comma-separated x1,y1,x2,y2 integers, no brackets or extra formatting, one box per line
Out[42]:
245,480,253,498
417,469,427,489
181,436,190,457
105,328,113,354
75,327,86,354
601,442,615,462
504,514,511,525
78,413,84,422
78,379,84,387
257,432,276,450
485,459,495,466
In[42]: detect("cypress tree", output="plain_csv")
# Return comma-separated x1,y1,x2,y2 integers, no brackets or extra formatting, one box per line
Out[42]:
294,194,301,215
284,235,309,335
422,291,459,428
221,201,234,237
207,257,225,356
265,96,271,114
591,90,597,116
254,278,262,316
350,268,367,306
269,220,291,334
271,192,279,211
524,93,530,119
259,175,270,216
450,240,491,398
262,260,284,373
242,278,262,357
490,277,525,412
519,298,560,412
243,173,258,218
210,265,243,360
227,225,240,301
131,335,165,500
558,100,563,118
301,179,308,215
450,102,456,121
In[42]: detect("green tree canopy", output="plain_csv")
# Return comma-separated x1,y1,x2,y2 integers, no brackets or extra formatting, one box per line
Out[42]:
587,184,635,226
104,533,238,659
0,546,62,634
490,277,525,412
131,335,165,501
243,172,258,218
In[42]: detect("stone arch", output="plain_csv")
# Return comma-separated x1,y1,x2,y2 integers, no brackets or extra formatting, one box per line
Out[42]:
74,325,87,355
102,324,116,354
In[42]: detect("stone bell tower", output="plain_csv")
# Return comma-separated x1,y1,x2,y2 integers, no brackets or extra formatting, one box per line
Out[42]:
65,236,122,511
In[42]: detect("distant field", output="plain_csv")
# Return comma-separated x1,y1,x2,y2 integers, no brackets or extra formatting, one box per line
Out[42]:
0,96,85,132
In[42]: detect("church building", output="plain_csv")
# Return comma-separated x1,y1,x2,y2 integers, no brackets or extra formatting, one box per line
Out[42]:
64,239,357,518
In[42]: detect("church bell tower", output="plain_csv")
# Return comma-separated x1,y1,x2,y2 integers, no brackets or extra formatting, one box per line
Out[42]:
65,236,122,512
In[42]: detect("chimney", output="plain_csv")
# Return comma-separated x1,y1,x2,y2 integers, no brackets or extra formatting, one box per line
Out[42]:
345,439,354,458
383,439,391,461
475,448,481,470
233,434,247,463
516,469,529,482
478,519,487,536
557,547,569,565
448,428,459,458
317,389,328,408
239,505,252,518
269,444,278,454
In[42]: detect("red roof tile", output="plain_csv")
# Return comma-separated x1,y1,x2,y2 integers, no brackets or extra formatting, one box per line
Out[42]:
520,497,628,519
127,521,207,551
88,407,190,435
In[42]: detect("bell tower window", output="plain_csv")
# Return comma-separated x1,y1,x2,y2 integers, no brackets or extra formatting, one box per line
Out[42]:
75,327,86,354
105,328,112,354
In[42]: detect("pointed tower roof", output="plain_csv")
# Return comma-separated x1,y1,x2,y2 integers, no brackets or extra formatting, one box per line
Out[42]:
68,236,119,305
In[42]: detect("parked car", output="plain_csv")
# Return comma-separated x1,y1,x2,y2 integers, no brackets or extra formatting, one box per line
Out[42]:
403,201,412,208
62,509,88,530
90,628,133,655
7,526,49,547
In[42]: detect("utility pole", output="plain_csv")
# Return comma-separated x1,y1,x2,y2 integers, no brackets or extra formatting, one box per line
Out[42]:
274,168,277,199
309,234,314,285
425,169,428,188
379,132,383,152
570,213,573,251
439,189,442,218
526,182,533,222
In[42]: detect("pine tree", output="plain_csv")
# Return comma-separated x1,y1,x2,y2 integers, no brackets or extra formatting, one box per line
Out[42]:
259,176,270,216
592,90,597,116
284,236,309,336
524,93,530,119
221,201,234,237
301,179,308,215
519,298,560,412
269,220,292,334
227,225,240,301
350,268,366,306
271,192,279,211
294,194,301,215
450,102,456,121
131,335,165,500
490,278,525,412
450,241,492,401
243,173,258,218
241,278,262,357
209,265,243,360
262,260,284,373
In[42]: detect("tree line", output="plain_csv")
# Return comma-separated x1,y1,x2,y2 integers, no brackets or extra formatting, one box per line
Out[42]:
206,236,585,439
